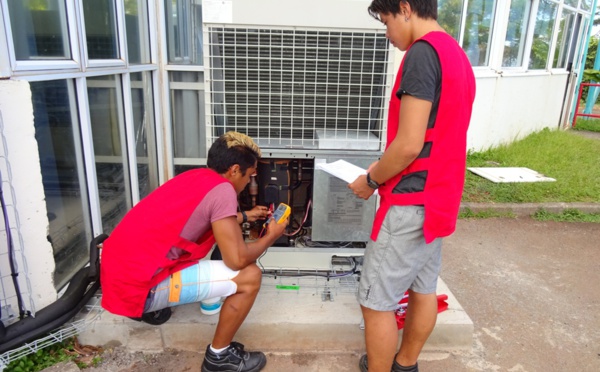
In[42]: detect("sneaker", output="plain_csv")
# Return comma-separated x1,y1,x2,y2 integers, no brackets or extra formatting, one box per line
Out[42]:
393,360,418,372
359,354,419,372
359,354,368,372
201,342,267,372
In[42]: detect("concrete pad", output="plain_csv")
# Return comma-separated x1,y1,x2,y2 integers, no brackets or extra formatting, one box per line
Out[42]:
77,277,472,354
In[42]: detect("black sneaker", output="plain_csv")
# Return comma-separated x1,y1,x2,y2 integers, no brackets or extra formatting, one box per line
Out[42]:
201,342,266,372
359,354,418,372
359,354,368,372
393,360,418,372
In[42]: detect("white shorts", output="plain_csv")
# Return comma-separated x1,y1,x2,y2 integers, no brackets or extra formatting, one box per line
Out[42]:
144,260,239,313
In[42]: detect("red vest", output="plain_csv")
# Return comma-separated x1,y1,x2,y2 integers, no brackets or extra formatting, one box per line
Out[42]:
371,31,476,243
100,169,230,317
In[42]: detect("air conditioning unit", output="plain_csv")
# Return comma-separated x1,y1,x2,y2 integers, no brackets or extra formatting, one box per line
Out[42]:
203,0,393,267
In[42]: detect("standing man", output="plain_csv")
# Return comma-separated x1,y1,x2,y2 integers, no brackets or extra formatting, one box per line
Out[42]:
349,1,476,371
101,131,287,372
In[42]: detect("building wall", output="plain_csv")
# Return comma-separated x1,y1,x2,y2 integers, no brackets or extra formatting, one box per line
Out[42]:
0,80,57,316
469,72,570,151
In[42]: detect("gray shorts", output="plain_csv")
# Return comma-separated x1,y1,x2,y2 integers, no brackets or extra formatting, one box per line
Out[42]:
358,205,442,311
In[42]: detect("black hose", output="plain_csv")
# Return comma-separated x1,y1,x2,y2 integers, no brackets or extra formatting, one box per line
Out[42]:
0,171,29,320
0,266,99,352
0,234,106,352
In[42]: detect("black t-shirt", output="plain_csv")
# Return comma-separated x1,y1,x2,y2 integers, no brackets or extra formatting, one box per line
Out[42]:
396,41,441,129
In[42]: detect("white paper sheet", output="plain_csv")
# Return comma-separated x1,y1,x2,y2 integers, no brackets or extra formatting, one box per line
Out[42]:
468,167,556,183
315,160,378,195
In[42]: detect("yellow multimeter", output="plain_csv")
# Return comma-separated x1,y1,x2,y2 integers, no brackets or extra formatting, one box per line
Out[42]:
271,203,291,224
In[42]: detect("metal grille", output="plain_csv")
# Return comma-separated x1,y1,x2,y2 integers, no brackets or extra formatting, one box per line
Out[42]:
206,27,390,150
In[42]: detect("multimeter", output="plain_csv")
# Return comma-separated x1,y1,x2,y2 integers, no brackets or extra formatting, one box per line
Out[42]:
271,203,291,224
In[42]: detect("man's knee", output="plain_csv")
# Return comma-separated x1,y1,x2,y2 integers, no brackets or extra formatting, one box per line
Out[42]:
236,263,262,291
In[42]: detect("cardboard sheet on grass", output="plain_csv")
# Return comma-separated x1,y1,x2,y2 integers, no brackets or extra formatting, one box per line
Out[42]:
468,167,556,183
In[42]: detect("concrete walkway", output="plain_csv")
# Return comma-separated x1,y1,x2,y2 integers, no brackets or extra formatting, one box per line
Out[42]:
69,214,600,372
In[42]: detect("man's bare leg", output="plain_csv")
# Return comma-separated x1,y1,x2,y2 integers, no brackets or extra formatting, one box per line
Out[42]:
211,264,262,348
395,290,437,367
361,305,398,372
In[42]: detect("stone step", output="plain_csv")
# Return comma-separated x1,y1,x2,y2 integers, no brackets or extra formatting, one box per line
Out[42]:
77,277,472,354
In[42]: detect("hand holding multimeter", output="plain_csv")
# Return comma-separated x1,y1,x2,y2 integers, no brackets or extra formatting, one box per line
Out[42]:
272,203,291,223
265,203,291,226
261,203,289,242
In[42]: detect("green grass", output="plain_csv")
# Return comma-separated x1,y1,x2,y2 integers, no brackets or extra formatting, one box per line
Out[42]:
463,128,600,203
4,338,102,372
532,208,600,223
573,117,600,132
459,208,516,219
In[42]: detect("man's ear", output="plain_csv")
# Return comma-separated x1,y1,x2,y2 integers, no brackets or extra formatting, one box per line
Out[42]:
399,1,411,17
230,164,241,175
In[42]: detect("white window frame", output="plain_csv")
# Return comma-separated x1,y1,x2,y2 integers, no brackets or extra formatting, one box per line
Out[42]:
0,0,82,72
75,0,127,70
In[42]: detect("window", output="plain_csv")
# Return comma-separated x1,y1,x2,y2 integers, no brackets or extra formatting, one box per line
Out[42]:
7,0,71,60
130,72,159,197
529,0,558,69
82,0,119,60
165,0,204,64
30,79,92,289
125,0,151,64
86,75,130,233
438,0,463,41
169,71,206,174
439,0,497,67
463,0,496,66
553,9,579,69
580,0,593,11
503,0,532,67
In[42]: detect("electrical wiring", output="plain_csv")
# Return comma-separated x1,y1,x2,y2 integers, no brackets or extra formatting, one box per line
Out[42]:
284,199,312,236
260,255,359,279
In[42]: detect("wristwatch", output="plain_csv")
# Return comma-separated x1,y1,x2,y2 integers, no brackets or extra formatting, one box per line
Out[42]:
366,173,380,190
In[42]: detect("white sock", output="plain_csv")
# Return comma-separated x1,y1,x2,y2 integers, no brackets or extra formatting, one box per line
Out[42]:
210,344,229,354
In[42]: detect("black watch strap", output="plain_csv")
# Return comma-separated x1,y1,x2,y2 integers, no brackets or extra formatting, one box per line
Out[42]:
366,173,380,189
241,211,248,223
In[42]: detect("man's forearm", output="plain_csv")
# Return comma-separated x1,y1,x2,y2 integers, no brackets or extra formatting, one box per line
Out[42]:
369,140,420,185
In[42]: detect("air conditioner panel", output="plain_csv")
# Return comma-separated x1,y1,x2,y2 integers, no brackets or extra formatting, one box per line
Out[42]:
312,156,377,242
207,26,390,150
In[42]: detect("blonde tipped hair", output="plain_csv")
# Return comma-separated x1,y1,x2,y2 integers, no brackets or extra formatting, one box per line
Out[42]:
223,131,262,157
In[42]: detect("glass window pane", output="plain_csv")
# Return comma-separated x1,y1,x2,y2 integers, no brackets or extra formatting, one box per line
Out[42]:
169,71,206,174
30,80,91,289
87,75,129,232
125,0,151,64
83,0,119,59
564,0,578,7
529,0,558,69
463,0,496,66
553,10,577,69
165,0,204,65
130,72,159,198
581,0,593,11
503,0,531,67
437,0,463,41
7,0,71,60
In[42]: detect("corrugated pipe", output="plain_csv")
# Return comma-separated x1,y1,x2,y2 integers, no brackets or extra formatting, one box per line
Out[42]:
0,234,106,353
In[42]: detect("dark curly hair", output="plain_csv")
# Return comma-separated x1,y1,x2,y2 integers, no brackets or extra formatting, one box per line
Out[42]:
368,0,438,21
207,132,261,175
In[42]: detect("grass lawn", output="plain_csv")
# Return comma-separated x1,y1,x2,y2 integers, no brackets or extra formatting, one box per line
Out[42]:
573,117,600,132
462,128,600,203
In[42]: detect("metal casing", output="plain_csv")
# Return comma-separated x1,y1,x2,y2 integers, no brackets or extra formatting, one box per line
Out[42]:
311,155,378,242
